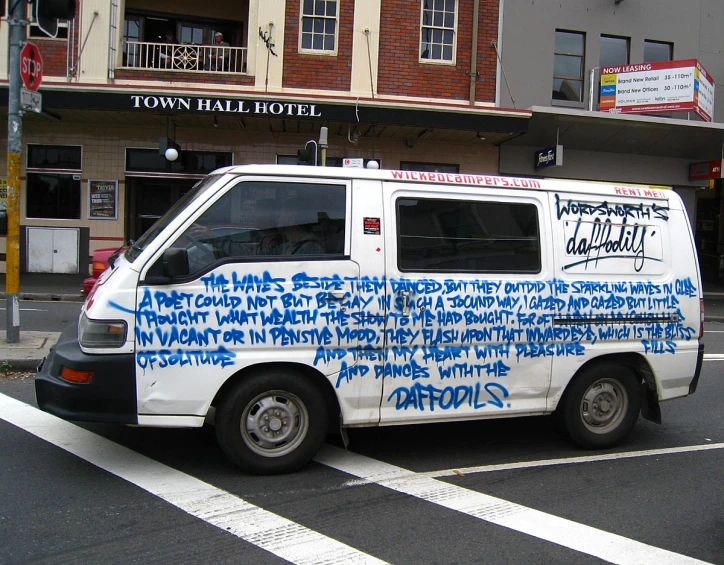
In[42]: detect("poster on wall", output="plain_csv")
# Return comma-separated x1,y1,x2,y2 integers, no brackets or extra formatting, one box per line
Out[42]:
88,179,118,219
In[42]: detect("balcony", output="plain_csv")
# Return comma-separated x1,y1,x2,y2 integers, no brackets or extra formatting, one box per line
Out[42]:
122,41,247,74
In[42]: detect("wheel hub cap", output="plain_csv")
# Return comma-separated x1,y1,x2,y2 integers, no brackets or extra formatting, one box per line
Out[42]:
241,391,309,457
580,379,628,433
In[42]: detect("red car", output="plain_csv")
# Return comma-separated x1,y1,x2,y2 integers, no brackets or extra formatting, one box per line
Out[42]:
83,248,119,297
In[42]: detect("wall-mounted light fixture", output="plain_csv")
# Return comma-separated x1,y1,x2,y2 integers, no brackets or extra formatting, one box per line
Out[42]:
213,116,219,128
405,128,433,148
476,132,486,141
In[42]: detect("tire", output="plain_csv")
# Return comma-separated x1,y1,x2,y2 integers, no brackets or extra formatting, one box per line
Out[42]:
562,362,641,449
215,369,328,474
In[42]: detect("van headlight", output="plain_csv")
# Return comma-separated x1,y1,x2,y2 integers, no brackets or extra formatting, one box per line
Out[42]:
79,314,127,348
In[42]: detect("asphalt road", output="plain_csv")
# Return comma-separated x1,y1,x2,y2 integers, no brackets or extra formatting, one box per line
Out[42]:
0,300,83,333
0,325,722,564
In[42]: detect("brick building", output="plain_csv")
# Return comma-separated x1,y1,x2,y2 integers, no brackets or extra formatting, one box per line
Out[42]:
0,0,721,276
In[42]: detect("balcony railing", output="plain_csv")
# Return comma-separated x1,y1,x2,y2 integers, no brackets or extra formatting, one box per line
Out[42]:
122,41,247,74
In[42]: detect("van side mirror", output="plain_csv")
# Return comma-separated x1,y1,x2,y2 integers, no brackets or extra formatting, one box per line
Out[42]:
163,248,189,278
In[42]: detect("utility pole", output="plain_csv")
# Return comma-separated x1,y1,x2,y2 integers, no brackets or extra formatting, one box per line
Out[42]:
5,0,26,343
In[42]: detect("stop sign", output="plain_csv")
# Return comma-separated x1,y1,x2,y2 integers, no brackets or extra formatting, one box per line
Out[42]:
20,42,43,92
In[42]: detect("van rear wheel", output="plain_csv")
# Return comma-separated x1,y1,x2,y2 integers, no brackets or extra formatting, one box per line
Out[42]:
215,369,328,474
562,362,640,449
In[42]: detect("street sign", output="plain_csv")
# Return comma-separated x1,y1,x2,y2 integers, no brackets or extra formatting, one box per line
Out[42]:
343,158,364,168
20,87,42,113
689,160,723,181
20,42,43,92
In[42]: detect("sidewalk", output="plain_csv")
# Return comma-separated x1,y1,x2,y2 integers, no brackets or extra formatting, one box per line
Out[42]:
0,273,724,371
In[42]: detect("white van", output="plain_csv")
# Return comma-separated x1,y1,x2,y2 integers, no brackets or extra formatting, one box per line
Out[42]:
36,165,704,474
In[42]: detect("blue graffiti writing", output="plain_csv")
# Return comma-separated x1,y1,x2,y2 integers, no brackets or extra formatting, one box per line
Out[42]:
515,342,585,361
642,340,677,354
438,360,510,379
268,326,333,346
336,361,371,388
137,346,235,370
388,381,510,412
154,326,222,347
374,361,429,380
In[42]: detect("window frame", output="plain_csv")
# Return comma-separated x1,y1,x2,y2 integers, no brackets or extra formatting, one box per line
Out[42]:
26,173,83,220
552,29,586,105
25,144,84,221
395,195,542,274
149,178,352,282
644,39,673,63
298,0,340,56
599,34,630,69
419,0,458,65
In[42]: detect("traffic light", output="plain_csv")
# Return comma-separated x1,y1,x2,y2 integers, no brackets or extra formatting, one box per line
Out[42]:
33,0,76,39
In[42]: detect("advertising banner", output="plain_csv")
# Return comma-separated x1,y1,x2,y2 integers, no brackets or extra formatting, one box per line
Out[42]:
88,179,118,219
600,59,715,121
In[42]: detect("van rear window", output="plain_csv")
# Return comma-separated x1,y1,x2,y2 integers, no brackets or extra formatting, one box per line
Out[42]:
397,197,541,273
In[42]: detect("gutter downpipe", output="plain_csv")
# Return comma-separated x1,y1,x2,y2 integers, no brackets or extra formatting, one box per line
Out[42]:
469,0,480,105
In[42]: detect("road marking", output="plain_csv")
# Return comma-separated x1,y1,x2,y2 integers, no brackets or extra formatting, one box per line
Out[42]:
0,394,389,565
421,442,724,479
0,307,47,312
315,445,711,565
703,354,724,360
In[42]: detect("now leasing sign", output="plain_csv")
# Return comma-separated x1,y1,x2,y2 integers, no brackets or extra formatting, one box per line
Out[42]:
600,59,715,122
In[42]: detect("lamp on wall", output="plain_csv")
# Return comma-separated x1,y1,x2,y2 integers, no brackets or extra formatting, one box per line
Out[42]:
160,117,180,161
405,128,433,148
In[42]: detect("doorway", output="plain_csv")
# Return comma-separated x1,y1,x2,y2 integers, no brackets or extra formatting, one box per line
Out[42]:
127,177,197,242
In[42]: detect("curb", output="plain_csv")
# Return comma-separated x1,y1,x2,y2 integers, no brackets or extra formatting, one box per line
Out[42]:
0,292,85,303
5,358,43,371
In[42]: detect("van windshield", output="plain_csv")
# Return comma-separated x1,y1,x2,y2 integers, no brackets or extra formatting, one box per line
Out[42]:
124,174,222,263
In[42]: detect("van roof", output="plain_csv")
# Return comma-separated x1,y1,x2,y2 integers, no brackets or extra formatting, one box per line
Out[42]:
216,164,673,200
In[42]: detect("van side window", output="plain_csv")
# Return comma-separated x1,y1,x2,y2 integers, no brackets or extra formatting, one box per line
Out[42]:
397,197,541,273
171,181,347,276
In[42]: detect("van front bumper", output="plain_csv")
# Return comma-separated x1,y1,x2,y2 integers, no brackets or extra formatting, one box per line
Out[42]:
35,322,138,424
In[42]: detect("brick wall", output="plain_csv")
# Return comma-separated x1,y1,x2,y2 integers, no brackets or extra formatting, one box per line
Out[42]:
378,0,498,103
282,0,353,91
33,8,81,78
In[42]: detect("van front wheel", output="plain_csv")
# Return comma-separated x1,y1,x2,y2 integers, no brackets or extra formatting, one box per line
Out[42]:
215,370,328,474
562,363,640,449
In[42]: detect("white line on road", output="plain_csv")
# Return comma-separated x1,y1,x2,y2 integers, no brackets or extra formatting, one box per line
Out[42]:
0,394,389,565
315,445,712,565
421,442,724,479
0,307,48,312
703,354,724,360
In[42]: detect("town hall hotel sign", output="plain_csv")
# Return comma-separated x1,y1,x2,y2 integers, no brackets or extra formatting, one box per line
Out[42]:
130,95,323,117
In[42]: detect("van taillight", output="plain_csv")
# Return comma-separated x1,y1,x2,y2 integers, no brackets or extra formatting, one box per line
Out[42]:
700,299,705,338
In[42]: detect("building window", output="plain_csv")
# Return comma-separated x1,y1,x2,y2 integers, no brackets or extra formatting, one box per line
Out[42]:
553,30,585,102
125,149,232,175
26,144,83,220
644,40,673,63
397,197,540,273
600,35,629,68
26,174,81,219
29,21,69,39
420,0,457,63
300,0,339,54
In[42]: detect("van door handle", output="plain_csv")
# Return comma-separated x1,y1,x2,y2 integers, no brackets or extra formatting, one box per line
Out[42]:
399,290,412,316
325,290,346,300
